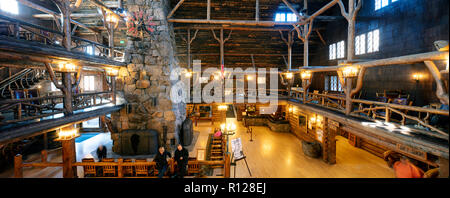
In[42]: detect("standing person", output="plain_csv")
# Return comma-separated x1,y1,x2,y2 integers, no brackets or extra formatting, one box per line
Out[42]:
174,144,189,178
153,146,172,178
96,145,107,161
393,156,424,178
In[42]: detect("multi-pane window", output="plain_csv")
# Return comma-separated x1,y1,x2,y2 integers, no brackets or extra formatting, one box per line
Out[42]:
355,34,366,55
367,29,380,53
336,41,345,59
329,41,345,60
356,29,379,55
329,43,336,60
83,76,95,91
275,13,297,22
86,46,94,55
0,0,18,15
326,76,343,92
375,0,399,11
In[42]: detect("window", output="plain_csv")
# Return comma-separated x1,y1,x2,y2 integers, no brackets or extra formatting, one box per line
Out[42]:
50,82,59,92
86,46,94,55
357,29,379,55
275,12,297,22
330,76,343,92
367,29,380,53
325,76,343,92
84,76,95,91
375,0,398,11
0,0,19,15
286,13,297,22
329,43,336,60
336,41,345,59
330,40,345,60
355,34,366,55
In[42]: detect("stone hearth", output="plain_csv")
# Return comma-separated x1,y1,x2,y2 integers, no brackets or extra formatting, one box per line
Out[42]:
111,0,186,154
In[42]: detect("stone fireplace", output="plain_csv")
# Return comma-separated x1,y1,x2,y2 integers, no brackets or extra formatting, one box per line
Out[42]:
111,0,186,154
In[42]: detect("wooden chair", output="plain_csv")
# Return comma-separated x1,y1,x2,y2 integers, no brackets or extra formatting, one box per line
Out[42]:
82,158,96,177
135,159,149,177
101,158,116,177
123,159,134,176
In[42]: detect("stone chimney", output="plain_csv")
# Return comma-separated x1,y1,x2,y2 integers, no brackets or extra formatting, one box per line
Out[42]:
111,0,186,154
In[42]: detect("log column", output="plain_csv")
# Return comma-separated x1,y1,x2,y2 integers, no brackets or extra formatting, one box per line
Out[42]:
439,157,449,178
62,72,74,115
345,78,353,115
61,139,77,178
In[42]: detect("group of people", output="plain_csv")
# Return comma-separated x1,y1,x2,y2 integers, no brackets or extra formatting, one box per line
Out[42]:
96,144,190,178
153,144,189,178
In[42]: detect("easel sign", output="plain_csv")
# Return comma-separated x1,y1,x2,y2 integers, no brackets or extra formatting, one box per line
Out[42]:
197,149,206,161
231,138,244,160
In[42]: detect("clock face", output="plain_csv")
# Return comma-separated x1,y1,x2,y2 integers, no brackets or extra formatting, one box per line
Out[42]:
127,11,156,38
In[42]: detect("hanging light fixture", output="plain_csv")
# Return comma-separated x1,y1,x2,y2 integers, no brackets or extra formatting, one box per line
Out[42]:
105,68,119,76
300,70,312,80
285,72,293,80
340,64,360,78
58,62,77,73
55,125,80,141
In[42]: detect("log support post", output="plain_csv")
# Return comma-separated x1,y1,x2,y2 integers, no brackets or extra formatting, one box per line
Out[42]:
117,158,123,178
61,139,77,178
14,154,23,178
41,150,48,163
439,157,449,178
345,78,353,115
224,153,231,178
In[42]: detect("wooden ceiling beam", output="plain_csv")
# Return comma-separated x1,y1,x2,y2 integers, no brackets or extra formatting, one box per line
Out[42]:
17,0,100,34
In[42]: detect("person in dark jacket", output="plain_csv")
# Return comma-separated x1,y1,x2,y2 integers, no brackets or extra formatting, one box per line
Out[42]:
174,144,189,178
153,146,172,178
96,145,107,161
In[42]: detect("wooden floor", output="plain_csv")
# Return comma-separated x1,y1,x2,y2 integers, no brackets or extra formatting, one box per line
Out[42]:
192,119,395,178
0,119,395,178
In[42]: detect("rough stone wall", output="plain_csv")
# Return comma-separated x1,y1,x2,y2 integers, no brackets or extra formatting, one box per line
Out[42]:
111,0,186,154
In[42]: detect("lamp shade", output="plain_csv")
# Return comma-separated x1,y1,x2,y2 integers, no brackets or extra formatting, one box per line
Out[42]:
300,70,312,80
58,63,77,73
340,65,360,78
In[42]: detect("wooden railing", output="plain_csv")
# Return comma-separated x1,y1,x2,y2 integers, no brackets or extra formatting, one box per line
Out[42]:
0,13,123,60
0,91,113,125
290,89,449,140
14,151,231,178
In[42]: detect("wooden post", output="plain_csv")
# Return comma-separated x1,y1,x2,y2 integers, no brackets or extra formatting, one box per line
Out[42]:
303,0,309,67
439,157,449,178
385,107,390,123
117,158,123,178
224,153,231,178
170,158,175,175
327,119,337,164
111,76,116,105
41,150,48,163
61,139,76,178
255,0,259,22
14,154,23,178
345,78,353,115
109,25,115,58
43,133,48,150
207,0,211,20
60,0,72,51
62,72,73,115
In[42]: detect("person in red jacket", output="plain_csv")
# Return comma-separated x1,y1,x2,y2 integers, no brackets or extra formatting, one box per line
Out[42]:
393,156,424,178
